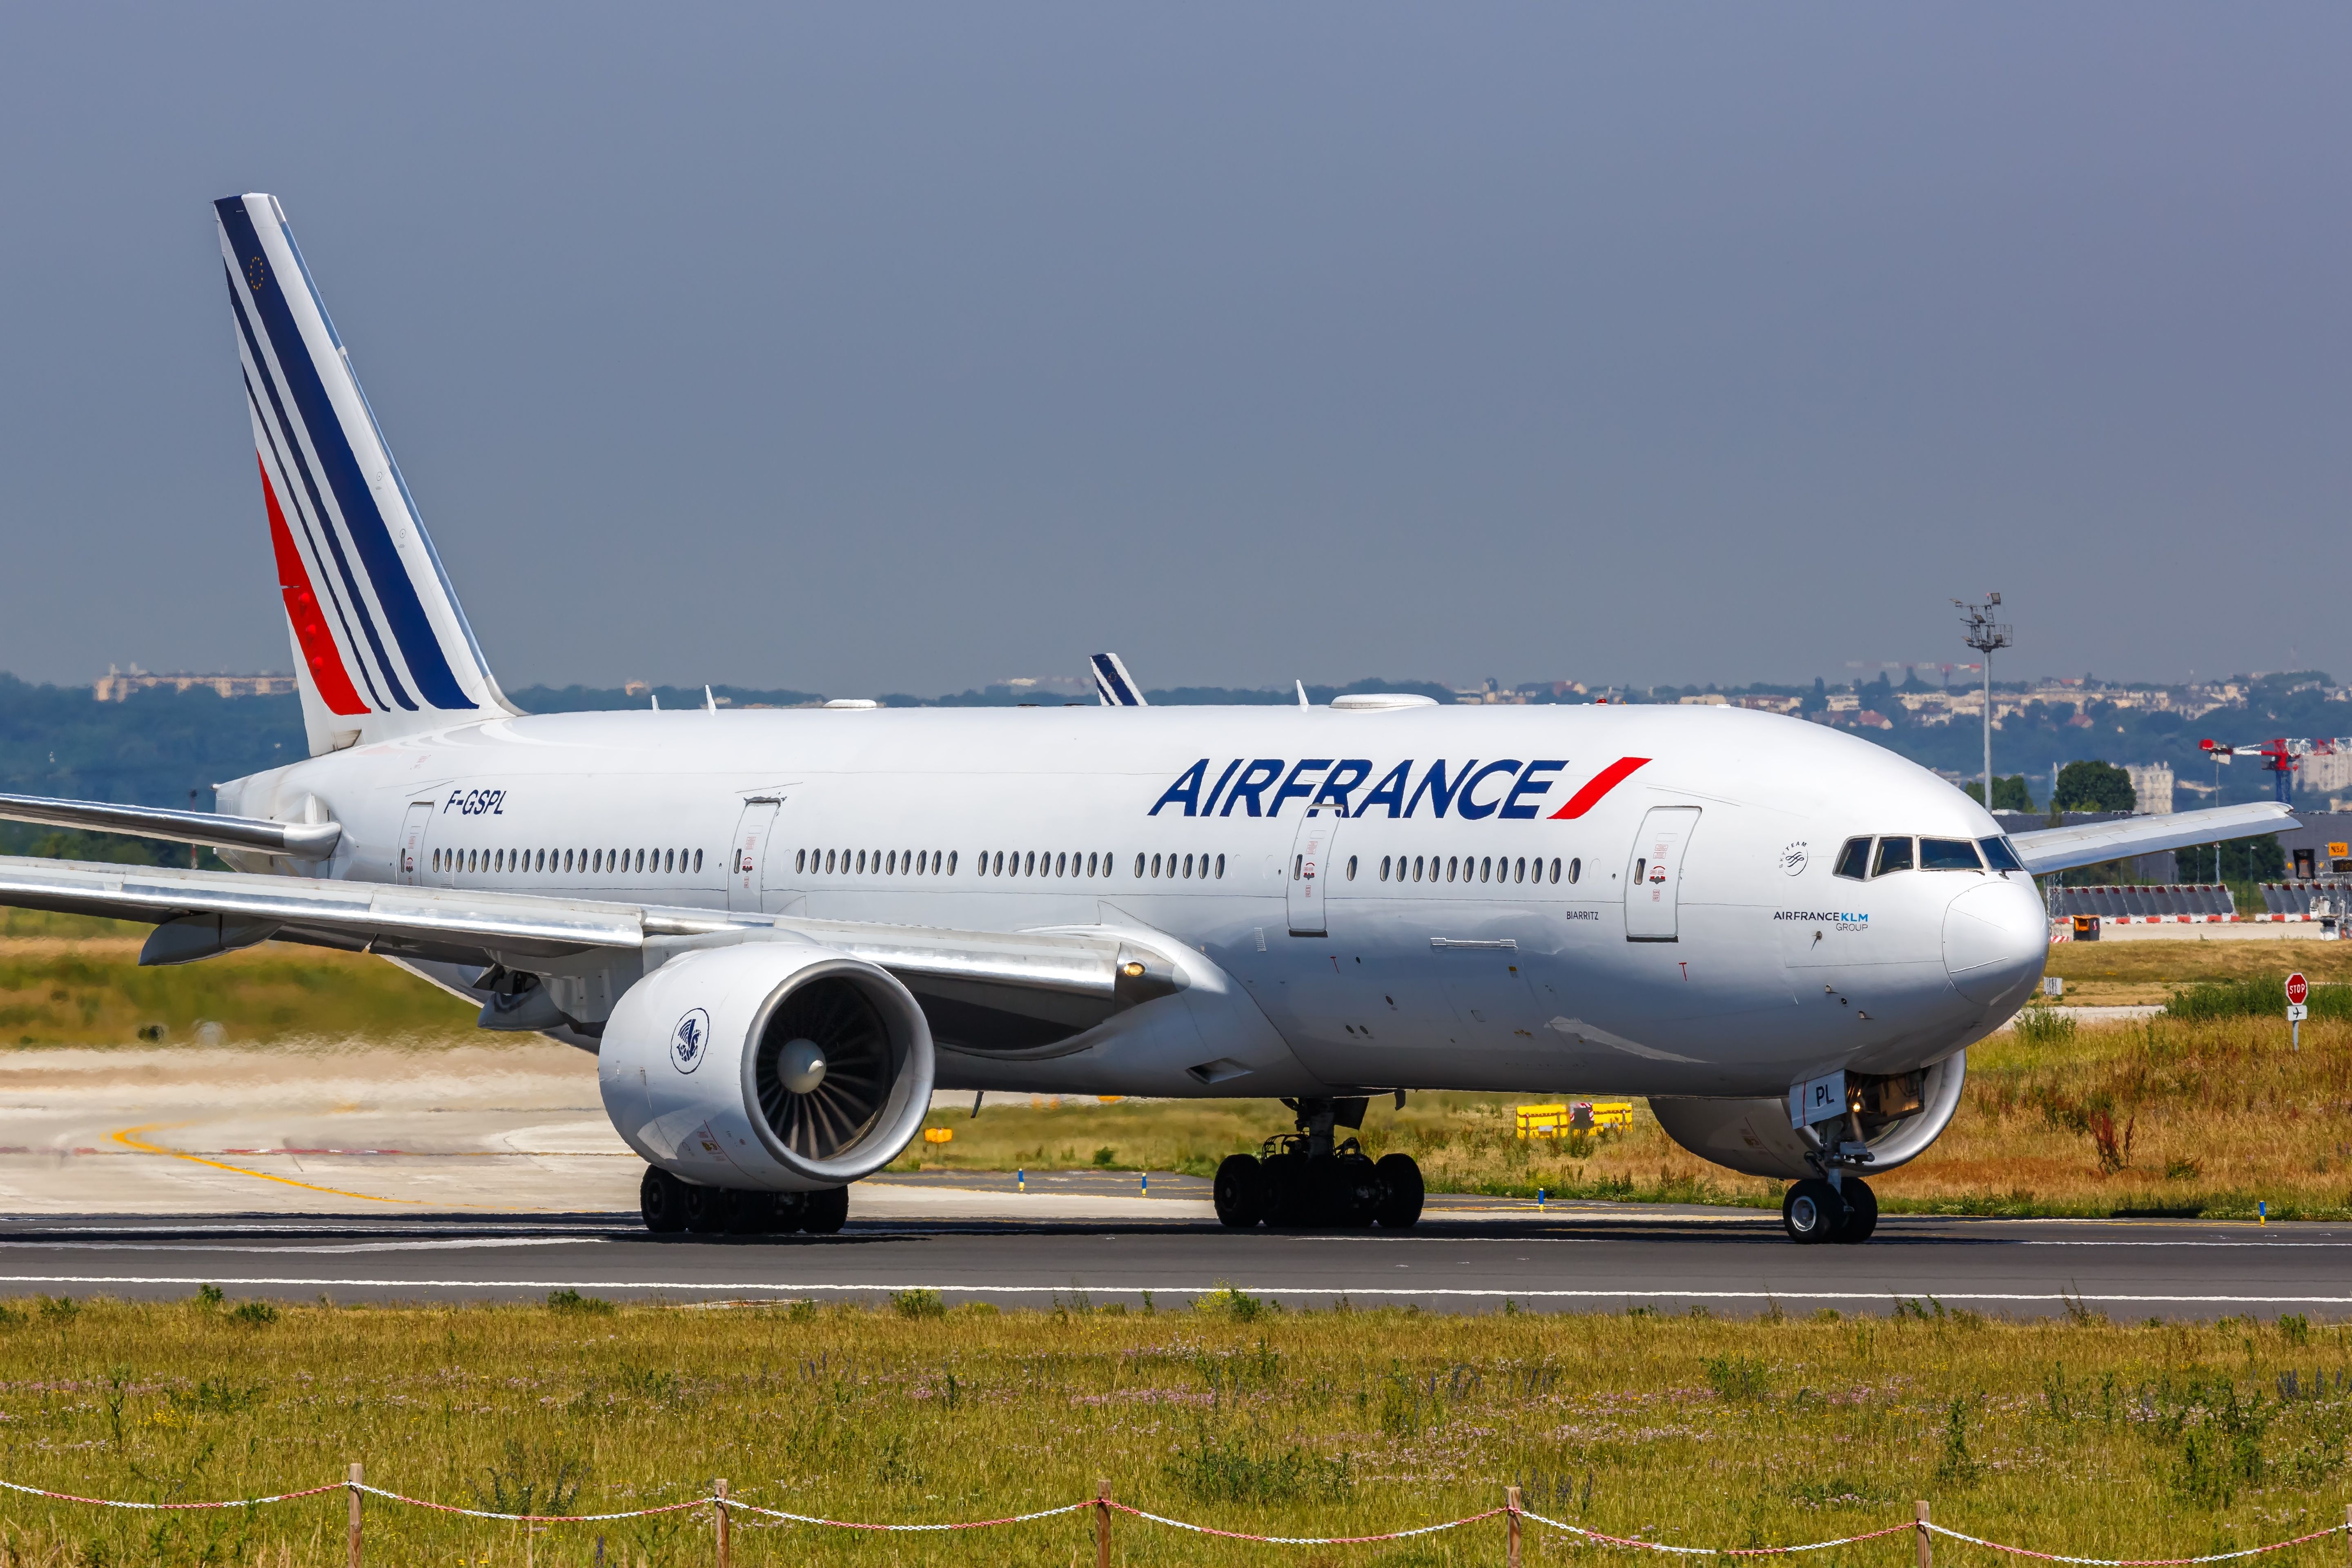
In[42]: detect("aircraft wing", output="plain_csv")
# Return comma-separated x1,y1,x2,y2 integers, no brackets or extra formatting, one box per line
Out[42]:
2006,801,2297,876
0,854,1178,1031
0,790,342,860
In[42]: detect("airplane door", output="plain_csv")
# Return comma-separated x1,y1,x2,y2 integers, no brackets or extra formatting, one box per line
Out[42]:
1287,812,1338,936
728,799,782,914
1626,806,1699,941
396,801,434,886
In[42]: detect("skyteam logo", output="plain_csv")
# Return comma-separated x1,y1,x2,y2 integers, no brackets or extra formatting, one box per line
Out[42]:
670,1008,712,1074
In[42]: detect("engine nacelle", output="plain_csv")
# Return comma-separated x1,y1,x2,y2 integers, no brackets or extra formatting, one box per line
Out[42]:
1648,1050,1967,1181
599,942,935,1192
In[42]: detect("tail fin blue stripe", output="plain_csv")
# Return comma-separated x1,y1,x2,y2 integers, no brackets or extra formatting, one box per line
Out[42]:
225,267,408,710
216,197,474,710
1091,653,1145,707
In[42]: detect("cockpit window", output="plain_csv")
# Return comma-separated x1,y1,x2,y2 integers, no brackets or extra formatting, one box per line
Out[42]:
1833,837,1871,880
1920,837,1983,871
1872,836,1914,876
1978,835,2025,873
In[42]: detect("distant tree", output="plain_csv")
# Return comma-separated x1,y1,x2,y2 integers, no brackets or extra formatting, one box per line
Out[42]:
1963,776,2034,812
2053,760,2135,813
1800,678,1827,715
2177,835,2286,883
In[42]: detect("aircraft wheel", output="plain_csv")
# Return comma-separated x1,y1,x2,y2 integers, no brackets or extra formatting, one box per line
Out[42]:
1332,1154,1383,1227
1212,1154,1263,1229
766,1193,808,1236
1373,1153,1424,1229
801,1185,850,1236
725,1192,783,1236
639,1167,689,1234
1782,1178,1842,1245
1831,1177,1877,1244
1261,1151,1312,1227
682,1183,732,1234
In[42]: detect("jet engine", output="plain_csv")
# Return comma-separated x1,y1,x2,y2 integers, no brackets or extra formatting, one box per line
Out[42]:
599,942,935,1192
1648,1051,1967,1182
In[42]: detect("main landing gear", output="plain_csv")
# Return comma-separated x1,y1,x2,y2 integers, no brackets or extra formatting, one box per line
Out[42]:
639,1167,849,1237
1781,1175,1876,1245
1212,1097,1424,1230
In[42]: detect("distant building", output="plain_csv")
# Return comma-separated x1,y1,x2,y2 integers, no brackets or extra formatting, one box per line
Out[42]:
2298,750,2352,797
2125,762,2174,815
2277,812,2352,880
94,665,296,702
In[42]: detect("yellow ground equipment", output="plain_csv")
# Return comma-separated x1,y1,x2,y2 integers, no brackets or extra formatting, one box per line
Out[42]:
1517,1101,1632,1138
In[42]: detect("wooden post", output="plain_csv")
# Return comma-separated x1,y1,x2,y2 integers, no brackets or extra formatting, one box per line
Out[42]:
714,1478,730,1568
1915,1500,1933,1568
1506,1486,1522,1568
346,1463,363,1568
1095,1480,1113,1568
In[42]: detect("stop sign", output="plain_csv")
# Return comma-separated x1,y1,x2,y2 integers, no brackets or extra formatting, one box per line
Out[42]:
2287,972,2309,1005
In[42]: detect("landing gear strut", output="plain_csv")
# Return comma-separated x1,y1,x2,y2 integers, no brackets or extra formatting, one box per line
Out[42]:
638,1167,846,1236
1211,1097,1423,1230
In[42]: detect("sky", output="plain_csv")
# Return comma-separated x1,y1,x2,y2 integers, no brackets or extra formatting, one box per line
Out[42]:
2,5,2348,698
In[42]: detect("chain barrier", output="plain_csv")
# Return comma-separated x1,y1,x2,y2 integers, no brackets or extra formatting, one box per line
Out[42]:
0,1478,346,1511
1520,1509,1921,1555
1922,1521,2352,1567
719,1498,1090,1532
1104,1499,1507,1545
3,1474,2348,1562
350,1483,713,1524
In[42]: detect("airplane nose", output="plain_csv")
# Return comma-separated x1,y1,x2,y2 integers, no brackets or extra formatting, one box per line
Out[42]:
1943,880,2048,1007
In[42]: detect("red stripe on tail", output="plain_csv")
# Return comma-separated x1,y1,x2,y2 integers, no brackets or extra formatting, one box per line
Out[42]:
259,458,370,716
1549,756,1650,819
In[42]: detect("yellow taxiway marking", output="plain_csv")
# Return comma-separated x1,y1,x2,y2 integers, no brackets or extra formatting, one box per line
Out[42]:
109,1124,536,1212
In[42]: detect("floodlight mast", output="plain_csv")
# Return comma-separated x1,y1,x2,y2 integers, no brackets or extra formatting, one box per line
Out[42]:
1956,593,2013,814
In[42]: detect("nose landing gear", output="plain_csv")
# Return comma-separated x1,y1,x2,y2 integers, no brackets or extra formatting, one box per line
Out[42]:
1210,1097,1424,1230
1781,1175,1876,1244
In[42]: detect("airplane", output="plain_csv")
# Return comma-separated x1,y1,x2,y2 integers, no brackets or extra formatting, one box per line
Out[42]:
0,194,2297,1245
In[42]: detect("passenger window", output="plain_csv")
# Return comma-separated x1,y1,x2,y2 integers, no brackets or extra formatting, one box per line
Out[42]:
1873,836,1914,876
1561,857,1573,884
1448,856,1459,882
796,849,806,873
1084,852,1095,877
1413,855,1425,882
1833,837,1871,880
1633,857,1645,885
946,851,958,873
1292,855,1303,881
1151,853,1162,878
1052,852,1063,877
1921,837,1983,871
1380,855,1391,882
694,849,703,872
1346,855,1358,880
1978,836,2024,873
1215,854,1225,878
1481,856,1492,883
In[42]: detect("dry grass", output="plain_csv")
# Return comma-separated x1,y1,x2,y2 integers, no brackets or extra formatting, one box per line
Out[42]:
0,915,476,1048
0,1298,2348,1568
2042,940,2352,1006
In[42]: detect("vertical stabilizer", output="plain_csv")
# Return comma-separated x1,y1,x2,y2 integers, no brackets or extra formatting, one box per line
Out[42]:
215,193,516,754
1091,652,1147,707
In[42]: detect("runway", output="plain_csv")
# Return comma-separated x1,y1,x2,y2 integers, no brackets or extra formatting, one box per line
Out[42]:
2,1178,2343,1319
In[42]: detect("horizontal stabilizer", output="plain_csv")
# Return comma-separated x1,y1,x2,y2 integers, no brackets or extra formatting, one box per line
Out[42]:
2008,801,2297,876
0,791,342,860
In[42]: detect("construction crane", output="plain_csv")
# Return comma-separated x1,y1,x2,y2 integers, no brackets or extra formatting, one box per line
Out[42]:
2198,735,2352,803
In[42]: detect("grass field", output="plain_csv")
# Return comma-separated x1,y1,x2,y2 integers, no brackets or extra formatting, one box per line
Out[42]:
0,1297,2345,1568
2042,940,2352,1006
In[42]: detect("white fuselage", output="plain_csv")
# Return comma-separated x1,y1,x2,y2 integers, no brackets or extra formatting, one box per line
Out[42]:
214,702,2047,1100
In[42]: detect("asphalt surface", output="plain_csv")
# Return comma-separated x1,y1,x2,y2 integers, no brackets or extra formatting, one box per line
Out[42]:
1,1172,2343,1319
